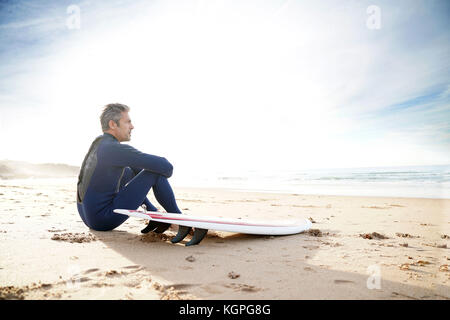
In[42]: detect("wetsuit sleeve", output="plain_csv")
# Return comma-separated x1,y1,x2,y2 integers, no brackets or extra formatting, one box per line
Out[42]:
101,143,173,178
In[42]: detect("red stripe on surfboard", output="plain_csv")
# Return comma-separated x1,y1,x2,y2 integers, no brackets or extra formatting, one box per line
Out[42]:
126,210,292,228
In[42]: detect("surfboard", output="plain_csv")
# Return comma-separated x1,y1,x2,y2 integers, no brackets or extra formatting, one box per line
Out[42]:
114,209,312,236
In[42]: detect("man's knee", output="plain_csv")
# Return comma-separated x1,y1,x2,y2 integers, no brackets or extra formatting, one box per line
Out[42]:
140,169,165,181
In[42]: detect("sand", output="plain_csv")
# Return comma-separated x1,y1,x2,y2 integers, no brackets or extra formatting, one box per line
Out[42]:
0,178,449,300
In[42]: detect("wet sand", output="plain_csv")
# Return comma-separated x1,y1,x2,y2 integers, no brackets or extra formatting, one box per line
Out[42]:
0,178,449,299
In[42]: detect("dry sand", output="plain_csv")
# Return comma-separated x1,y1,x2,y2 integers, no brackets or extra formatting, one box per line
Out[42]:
0,178,449,300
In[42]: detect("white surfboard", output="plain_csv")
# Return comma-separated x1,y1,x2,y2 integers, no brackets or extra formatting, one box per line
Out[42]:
114,209,312,235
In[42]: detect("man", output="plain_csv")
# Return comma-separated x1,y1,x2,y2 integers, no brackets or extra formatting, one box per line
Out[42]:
77,103,205,245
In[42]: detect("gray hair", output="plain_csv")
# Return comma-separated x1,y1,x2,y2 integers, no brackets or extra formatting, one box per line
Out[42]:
100,103,130,132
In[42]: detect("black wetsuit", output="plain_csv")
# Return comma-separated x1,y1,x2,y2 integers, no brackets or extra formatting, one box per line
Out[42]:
76,133,181,231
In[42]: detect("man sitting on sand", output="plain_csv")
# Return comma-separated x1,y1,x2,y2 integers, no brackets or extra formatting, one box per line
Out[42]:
76,103,202,245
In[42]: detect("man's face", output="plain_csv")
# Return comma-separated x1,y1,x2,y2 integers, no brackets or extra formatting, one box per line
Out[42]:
113,111,134,142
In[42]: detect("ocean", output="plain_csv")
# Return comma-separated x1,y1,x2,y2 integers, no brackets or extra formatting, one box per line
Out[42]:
173,165,450,199
1,165,448,200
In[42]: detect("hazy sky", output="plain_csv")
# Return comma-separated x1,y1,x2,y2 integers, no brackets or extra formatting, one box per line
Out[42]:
0,0,449,174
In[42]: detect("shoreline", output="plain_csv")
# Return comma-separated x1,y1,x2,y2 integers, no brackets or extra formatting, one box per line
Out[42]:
176,185,450,201
0,180,449,299
2,176,448,200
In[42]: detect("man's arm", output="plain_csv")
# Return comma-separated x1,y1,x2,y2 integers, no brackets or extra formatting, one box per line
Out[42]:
101,142,173,178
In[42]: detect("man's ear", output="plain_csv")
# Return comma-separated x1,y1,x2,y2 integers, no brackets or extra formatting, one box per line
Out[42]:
108,119,117,130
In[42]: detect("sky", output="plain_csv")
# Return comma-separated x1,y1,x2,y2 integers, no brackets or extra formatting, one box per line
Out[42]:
0,0,449,176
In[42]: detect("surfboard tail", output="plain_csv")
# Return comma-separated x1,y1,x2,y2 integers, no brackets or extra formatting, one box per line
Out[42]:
186,228,208,246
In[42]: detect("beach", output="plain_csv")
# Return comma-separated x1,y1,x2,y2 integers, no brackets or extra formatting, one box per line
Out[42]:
0,178,449,300
1,0,449,303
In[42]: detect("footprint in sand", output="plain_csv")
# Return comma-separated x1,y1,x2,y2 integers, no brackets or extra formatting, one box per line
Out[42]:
200,284,224,294
396,232,419,239
105,270,122,278
334,279,355,284
78,277,91,283
122,265,143,270
304,267,316,272
162,283,197,291
224,283,261,293
47,229,67,233
83,268,100,275
121,265,145,274
88,283,110,290
153,282,193,300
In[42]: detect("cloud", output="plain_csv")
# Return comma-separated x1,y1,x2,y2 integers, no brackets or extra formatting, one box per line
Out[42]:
0,0,449,169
